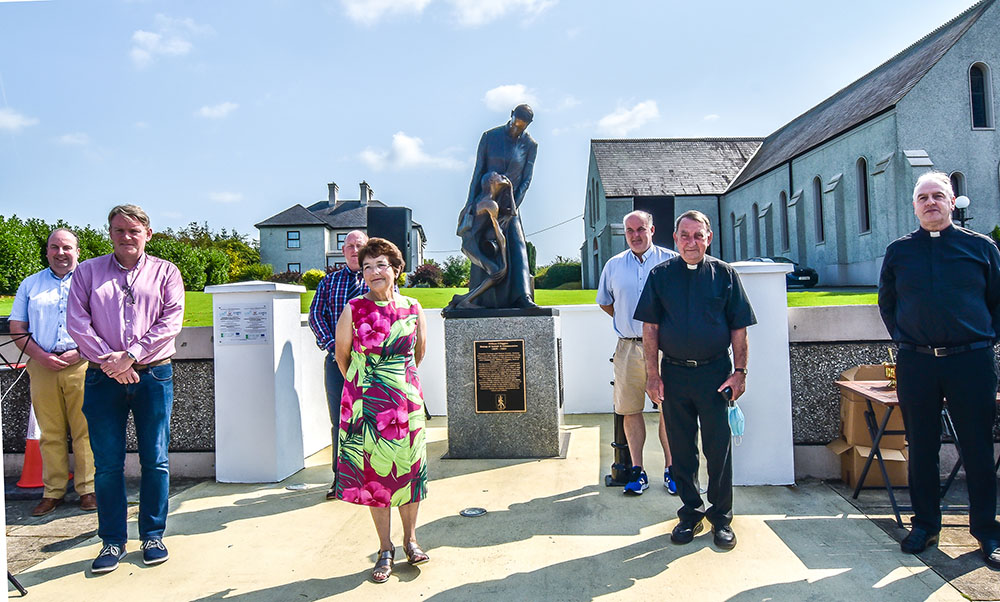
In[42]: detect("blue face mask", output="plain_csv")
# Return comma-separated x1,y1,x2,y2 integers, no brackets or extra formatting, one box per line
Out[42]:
728,401,745,445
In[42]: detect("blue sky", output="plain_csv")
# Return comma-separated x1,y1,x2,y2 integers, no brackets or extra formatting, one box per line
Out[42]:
0,0,980,264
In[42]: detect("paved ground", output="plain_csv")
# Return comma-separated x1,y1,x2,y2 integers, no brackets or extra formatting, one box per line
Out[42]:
5,415,998,601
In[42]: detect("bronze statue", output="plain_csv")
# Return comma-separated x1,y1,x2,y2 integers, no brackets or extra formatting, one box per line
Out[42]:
447,104,538,310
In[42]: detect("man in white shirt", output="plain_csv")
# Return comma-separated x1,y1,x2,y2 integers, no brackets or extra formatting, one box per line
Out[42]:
596,211,677,495
9,228,95,516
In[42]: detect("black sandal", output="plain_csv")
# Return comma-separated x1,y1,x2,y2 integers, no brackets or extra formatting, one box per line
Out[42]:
404,541,430,565
372,546,394,583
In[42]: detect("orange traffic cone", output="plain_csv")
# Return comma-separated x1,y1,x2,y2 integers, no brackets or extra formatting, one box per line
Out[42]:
17,405,44,489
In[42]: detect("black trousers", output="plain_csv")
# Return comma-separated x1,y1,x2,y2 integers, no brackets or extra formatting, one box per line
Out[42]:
661,356,733,527
895,347,1000,541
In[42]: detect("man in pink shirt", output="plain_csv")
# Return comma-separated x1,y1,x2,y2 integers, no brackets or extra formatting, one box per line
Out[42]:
68,205,184,574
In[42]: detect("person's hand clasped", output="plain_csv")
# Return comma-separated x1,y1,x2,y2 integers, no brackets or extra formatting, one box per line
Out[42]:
38,352,70,372
58,349,81,366
99,350,135,379
718,371,747,401
112,368,140,385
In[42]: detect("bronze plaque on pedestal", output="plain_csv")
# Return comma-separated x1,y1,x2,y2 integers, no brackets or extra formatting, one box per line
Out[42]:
473,339,526,413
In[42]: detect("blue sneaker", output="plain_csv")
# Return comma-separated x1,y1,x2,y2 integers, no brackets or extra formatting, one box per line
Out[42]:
91,543,126,574
664,467,678,495
623,467,649,495
141,538,169,566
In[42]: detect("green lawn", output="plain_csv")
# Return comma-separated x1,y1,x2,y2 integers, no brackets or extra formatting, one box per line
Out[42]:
1,288,877,327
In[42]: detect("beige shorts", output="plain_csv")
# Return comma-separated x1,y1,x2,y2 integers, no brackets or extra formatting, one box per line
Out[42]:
613,338,650,415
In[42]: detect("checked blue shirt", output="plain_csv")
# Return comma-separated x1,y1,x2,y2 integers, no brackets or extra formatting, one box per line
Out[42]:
308,266,368,353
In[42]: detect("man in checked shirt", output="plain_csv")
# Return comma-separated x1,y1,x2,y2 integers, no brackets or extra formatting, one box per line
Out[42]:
68,205,184,574
309,229,369,500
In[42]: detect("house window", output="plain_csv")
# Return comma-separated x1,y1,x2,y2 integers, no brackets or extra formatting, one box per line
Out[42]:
337,232,347,251
751,203,760,257
813,177,825,243
857,158,871,233
286,231,300,249
950,171,966,197
779,191,789,252
970,62,994,129
287,263,301,273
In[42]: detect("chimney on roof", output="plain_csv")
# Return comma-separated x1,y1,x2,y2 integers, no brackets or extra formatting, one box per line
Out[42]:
359,181,372,206
327,182,339,206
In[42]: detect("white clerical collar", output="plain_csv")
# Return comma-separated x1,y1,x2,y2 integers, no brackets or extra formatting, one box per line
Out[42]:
686,262,698,270
929,231,941,238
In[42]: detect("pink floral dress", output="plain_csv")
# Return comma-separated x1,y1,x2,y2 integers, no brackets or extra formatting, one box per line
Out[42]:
335,296,427,507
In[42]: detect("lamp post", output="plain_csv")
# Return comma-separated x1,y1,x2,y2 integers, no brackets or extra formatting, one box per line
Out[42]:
954,195,972,228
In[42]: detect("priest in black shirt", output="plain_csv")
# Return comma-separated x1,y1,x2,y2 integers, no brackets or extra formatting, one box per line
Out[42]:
879,171,1000,569
634,210,756,550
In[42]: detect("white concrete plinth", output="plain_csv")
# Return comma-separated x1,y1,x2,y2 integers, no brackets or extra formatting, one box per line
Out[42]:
731,262,795,486
206,281,314,483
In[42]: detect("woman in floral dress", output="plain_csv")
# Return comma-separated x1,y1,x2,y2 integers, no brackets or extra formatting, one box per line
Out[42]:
334,238,429,583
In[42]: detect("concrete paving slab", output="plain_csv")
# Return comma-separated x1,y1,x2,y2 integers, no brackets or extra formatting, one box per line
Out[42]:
8,416,967,601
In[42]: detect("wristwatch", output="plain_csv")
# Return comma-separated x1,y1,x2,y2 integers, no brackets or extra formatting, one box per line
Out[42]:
126,351,137,362
733,367,747,375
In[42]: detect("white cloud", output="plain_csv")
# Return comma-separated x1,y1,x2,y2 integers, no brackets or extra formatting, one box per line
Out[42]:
558,95,581,110
703,114,720,121
57,132,90,145
197,102,239,119
597,100,660,137
135,121,149,129
0,107,38,131
130,14,211,68
448,0,556,27
483,84,539,112
341,0,431,25
360,131,465,171
209,191,243,203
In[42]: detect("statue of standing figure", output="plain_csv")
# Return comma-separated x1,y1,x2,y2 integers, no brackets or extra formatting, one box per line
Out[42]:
447,104,539,310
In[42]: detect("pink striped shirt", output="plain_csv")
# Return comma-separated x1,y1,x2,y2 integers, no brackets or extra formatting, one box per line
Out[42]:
67,253,185,364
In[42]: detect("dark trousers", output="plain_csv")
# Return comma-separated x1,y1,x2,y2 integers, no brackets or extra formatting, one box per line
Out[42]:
661,356,733,527
324,353,345,481
895,347,1000,541
82,364,172,546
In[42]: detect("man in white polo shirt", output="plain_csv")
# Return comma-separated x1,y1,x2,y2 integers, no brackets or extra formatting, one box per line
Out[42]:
596,210,677,495
9,228,95,516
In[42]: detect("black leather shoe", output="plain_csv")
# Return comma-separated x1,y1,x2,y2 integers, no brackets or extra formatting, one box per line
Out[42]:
712,524,737,550
900,527,939,554
670,519,704,544
326,484,338,500
980,539,1000,569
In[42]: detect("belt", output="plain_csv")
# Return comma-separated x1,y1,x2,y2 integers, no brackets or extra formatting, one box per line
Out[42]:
661,352,729,368
133,358,172,371
898,341,993,358
619,337,643,342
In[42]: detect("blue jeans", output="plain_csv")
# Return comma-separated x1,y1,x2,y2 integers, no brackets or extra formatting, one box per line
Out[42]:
325,353,345,481
82,364,173,546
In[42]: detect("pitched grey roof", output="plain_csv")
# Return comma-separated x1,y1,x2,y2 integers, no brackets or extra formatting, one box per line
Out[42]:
592,138,764,197
728,0,993,190
256,199,427,242
254,204,326,228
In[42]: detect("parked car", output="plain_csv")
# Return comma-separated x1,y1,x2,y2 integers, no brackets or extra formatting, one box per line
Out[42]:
746,256,819,288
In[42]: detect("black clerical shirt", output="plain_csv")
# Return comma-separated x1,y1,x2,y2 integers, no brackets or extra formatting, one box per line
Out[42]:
878,225,1000,347
633,255,757,360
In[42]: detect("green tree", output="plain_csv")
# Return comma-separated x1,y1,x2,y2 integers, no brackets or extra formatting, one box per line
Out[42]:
146,235,209,290
441,255,471,287
0,215,44,294
526,241,537,275
75,225,112,261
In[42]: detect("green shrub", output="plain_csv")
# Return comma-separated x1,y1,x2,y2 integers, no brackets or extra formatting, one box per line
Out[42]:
76,225,112,261
535,261,582,289
203,248,231,286
526,241,537,275
409,262,443,287
146,236,208,291
302,269,325,290
234,263,273,282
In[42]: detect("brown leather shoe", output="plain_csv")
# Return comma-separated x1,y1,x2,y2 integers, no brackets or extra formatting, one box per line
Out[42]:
32,497,63,517
79,493,97,512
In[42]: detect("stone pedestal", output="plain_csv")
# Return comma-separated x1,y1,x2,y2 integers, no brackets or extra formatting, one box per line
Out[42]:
444,308,563,458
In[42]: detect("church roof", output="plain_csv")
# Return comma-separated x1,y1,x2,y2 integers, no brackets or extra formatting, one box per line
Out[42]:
728,0,993,190
592,138,764,197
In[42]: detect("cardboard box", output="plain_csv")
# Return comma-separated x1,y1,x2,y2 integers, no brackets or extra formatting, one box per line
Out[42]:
840,397,906,448
828,438,908,488
838,364,906,448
